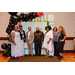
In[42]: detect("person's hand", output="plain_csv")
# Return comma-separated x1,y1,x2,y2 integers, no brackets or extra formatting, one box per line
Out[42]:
30,42,32,44
47,41,50,44
60,40,64,42
42,41,44,43
53,42,54,45
14,42,16,45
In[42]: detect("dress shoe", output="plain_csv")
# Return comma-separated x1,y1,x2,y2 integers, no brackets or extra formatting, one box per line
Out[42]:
28,54,31,56
31,55,33,57
14,57,18,59
58,56,63,60
18,56,22,59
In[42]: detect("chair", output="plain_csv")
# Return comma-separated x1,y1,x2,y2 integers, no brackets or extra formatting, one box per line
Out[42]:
73,39,75,53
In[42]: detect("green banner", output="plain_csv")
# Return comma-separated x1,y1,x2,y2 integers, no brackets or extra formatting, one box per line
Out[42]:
47,21,49,25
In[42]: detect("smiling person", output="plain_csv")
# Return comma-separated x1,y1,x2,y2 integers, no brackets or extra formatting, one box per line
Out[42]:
44,26,53,57
11,26,22,59
34,27,44,56
18,25,26,56
26,26,34,57
58,26,66,60
53,27,59,58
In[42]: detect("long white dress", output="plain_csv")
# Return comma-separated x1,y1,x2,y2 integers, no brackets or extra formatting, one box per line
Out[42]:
11,30,23,57
44,30,53,52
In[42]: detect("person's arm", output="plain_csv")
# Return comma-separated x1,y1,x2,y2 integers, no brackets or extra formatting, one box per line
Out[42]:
23,31,26,42
60,32,66,42
47,32,53,44
26,32,27,43
52,39,54,45
11,32,16,45
42,32,44,43
33,32,35,43
30,32,34,44
24,31,26,38
47,38,51,44
60,36,66,42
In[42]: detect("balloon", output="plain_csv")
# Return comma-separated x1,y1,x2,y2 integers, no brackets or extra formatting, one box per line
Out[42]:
6,29,11,34
9,21,13,24
36,12,44,17
33,12,38,19
2,52,7,56
7,44,11,50
7,35,12,42
1,43,8,49
8,12,17,16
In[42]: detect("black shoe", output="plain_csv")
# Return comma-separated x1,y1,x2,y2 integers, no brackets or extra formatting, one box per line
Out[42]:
58,56,63,60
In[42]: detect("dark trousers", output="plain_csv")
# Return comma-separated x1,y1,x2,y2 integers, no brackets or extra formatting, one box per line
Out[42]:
34,41,42,56
54,42,59,56
58,42,64,53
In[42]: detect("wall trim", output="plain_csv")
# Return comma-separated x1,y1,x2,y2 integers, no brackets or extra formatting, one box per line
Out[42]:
0,37,75,40
0,51,4,53
66,37,75,40
0,37,8,40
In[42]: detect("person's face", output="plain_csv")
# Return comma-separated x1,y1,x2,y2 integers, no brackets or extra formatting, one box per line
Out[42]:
36,27,39,31
19,26,22,30
14,27,18,31
59,27,62,32
46,28,49,31
28,27,31,31
54,28,57,32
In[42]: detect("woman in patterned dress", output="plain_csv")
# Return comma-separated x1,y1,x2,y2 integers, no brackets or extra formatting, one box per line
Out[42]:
11,26,23,59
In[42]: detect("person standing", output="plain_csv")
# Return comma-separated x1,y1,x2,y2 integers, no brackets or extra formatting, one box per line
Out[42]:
58,26,66,60
11,26,22,59
26,26,34,57
18,25,26,56
53,27,59,58
44,26,53,57
34,27,44,56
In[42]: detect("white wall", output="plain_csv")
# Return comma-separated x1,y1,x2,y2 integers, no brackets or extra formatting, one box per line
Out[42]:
0,12,10,37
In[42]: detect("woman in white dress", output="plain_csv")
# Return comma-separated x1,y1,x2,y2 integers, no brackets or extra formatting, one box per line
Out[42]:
44,26,53,57
11,26,22,59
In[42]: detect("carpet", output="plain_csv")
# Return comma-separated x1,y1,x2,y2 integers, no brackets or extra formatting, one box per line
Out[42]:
8,56,60,62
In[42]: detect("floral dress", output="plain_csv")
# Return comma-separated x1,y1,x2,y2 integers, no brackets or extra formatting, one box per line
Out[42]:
11,30,23,57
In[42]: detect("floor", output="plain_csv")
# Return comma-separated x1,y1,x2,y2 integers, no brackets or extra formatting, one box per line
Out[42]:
0,53,75,62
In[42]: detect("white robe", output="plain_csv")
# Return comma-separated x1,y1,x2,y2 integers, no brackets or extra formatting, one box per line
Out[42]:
44,30,53,52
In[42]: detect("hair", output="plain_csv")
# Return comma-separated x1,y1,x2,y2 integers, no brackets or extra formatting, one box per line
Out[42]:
53,27,58,31
14,26,18,30
59,26,66,35
45,25,52,30
19,25,23,27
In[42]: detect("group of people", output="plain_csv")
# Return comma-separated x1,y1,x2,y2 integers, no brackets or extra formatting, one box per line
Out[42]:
11,25,66,60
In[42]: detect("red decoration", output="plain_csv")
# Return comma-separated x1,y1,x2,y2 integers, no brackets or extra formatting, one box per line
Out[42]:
36,12,44,17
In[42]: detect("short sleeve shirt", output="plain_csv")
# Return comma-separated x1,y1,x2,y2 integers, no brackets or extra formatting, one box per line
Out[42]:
58,31,66,43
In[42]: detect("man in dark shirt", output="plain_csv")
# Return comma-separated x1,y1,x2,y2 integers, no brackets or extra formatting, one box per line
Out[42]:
34,27,44,56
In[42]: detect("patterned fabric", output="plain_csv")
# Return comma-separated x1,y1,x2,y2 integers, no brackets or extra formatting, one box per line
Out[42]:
21,40,25,56
11,30,24,57
53,31,58,42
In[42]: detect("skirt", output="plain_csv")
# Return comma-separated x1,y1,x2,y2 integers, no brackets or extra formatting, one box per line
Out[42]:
58,42,64,53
